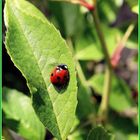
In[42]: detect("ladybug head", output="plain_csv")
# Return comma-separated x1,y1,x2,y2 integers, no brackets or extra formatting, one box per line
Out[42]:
57,64,68,70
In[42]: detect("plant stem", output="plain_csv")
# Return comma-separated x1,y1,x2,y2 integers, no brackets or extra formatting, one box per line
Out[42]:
92,9,111,69
76,61,88,86
66,37,88,86
121,24,135,45
111,24,135,67
91,8,112,120
98,67,112,119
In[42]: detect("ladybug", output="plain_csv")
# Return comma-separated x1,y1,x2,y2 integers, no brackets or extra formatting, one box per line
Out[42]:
50,64,70,90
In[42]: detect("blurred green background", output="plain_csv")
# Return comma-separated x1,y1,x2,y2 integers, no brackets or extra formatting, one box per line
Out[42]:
2,0,138,139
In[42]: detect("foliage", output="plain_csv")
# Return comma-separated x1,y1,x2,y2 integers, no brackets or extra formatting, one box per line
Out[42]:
3,0,138,139
4,0,77,139
87,126,114,140
2,87,46,140
88,73,135,112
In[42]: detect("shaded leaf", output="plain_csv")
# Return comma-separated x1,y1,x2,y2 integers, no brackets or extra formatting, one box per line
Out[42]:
48,2,84,37
76,79,94,119
88,74,134,112
2,87,45,140
4,0,77,139
108,111,138,134
126,0,138,8
97,0,120,23
87,126,114,140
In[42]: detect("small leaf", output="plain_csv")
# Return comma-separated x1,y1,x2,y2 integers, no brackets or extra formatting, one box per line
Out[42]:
132,5,138,14
126,40,138,49
2,87,46,140
76,44,103,61
128,134,138,140
114,132,138,140
76,79,94,119
87,126,114,140
88,74,135,112
68,117,89,140
97,0,118,23
4,0,77,139
68,129,87,140
88,74,103,96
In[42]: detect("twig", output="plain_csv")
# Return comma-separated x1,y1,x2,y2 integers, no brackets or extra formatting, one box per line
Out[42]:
91,7,112,121
111,24,135,67
66,38,88,86
50,0,94,11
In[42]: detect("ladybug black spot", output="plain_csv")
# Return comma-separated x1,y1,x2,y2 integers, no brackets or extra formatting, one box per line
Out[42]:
64,76,67,79
57,76,61,80
51,73,53,76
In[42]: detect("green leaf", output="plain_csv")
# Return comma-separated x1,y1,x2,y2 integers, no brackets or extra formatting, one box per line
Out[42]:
68,118,89,140
48,2,84,37
4,0,77,139
75,44,103,61
87,126,114,140
114,132,127,140
114,132,138,140
126,40,138,49
75,34,96,53
75,24,122,61
88,74,103,96
2,136,6,140
132,5,138,14
68,129,87,140
126,0,138,8
128,134,138,140
97,0,120,23
88,74,134,112
2,87,46,140
76,79,94,119
102,26,122,56
108,112,137,134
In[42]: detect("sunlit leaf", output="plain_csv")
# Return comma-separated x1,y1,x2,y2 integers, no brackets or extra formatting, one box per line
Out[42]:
4,0,77,139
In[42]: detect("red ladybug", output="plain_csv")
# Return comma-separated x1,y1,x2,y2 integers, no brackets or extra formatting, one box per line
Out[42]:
50,64,70,90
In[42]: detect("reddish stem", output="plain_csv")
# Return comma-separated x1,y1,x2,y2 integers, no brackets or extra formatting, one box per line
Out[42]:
80,0,94,11
111,43,124,68
111,24,134,68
